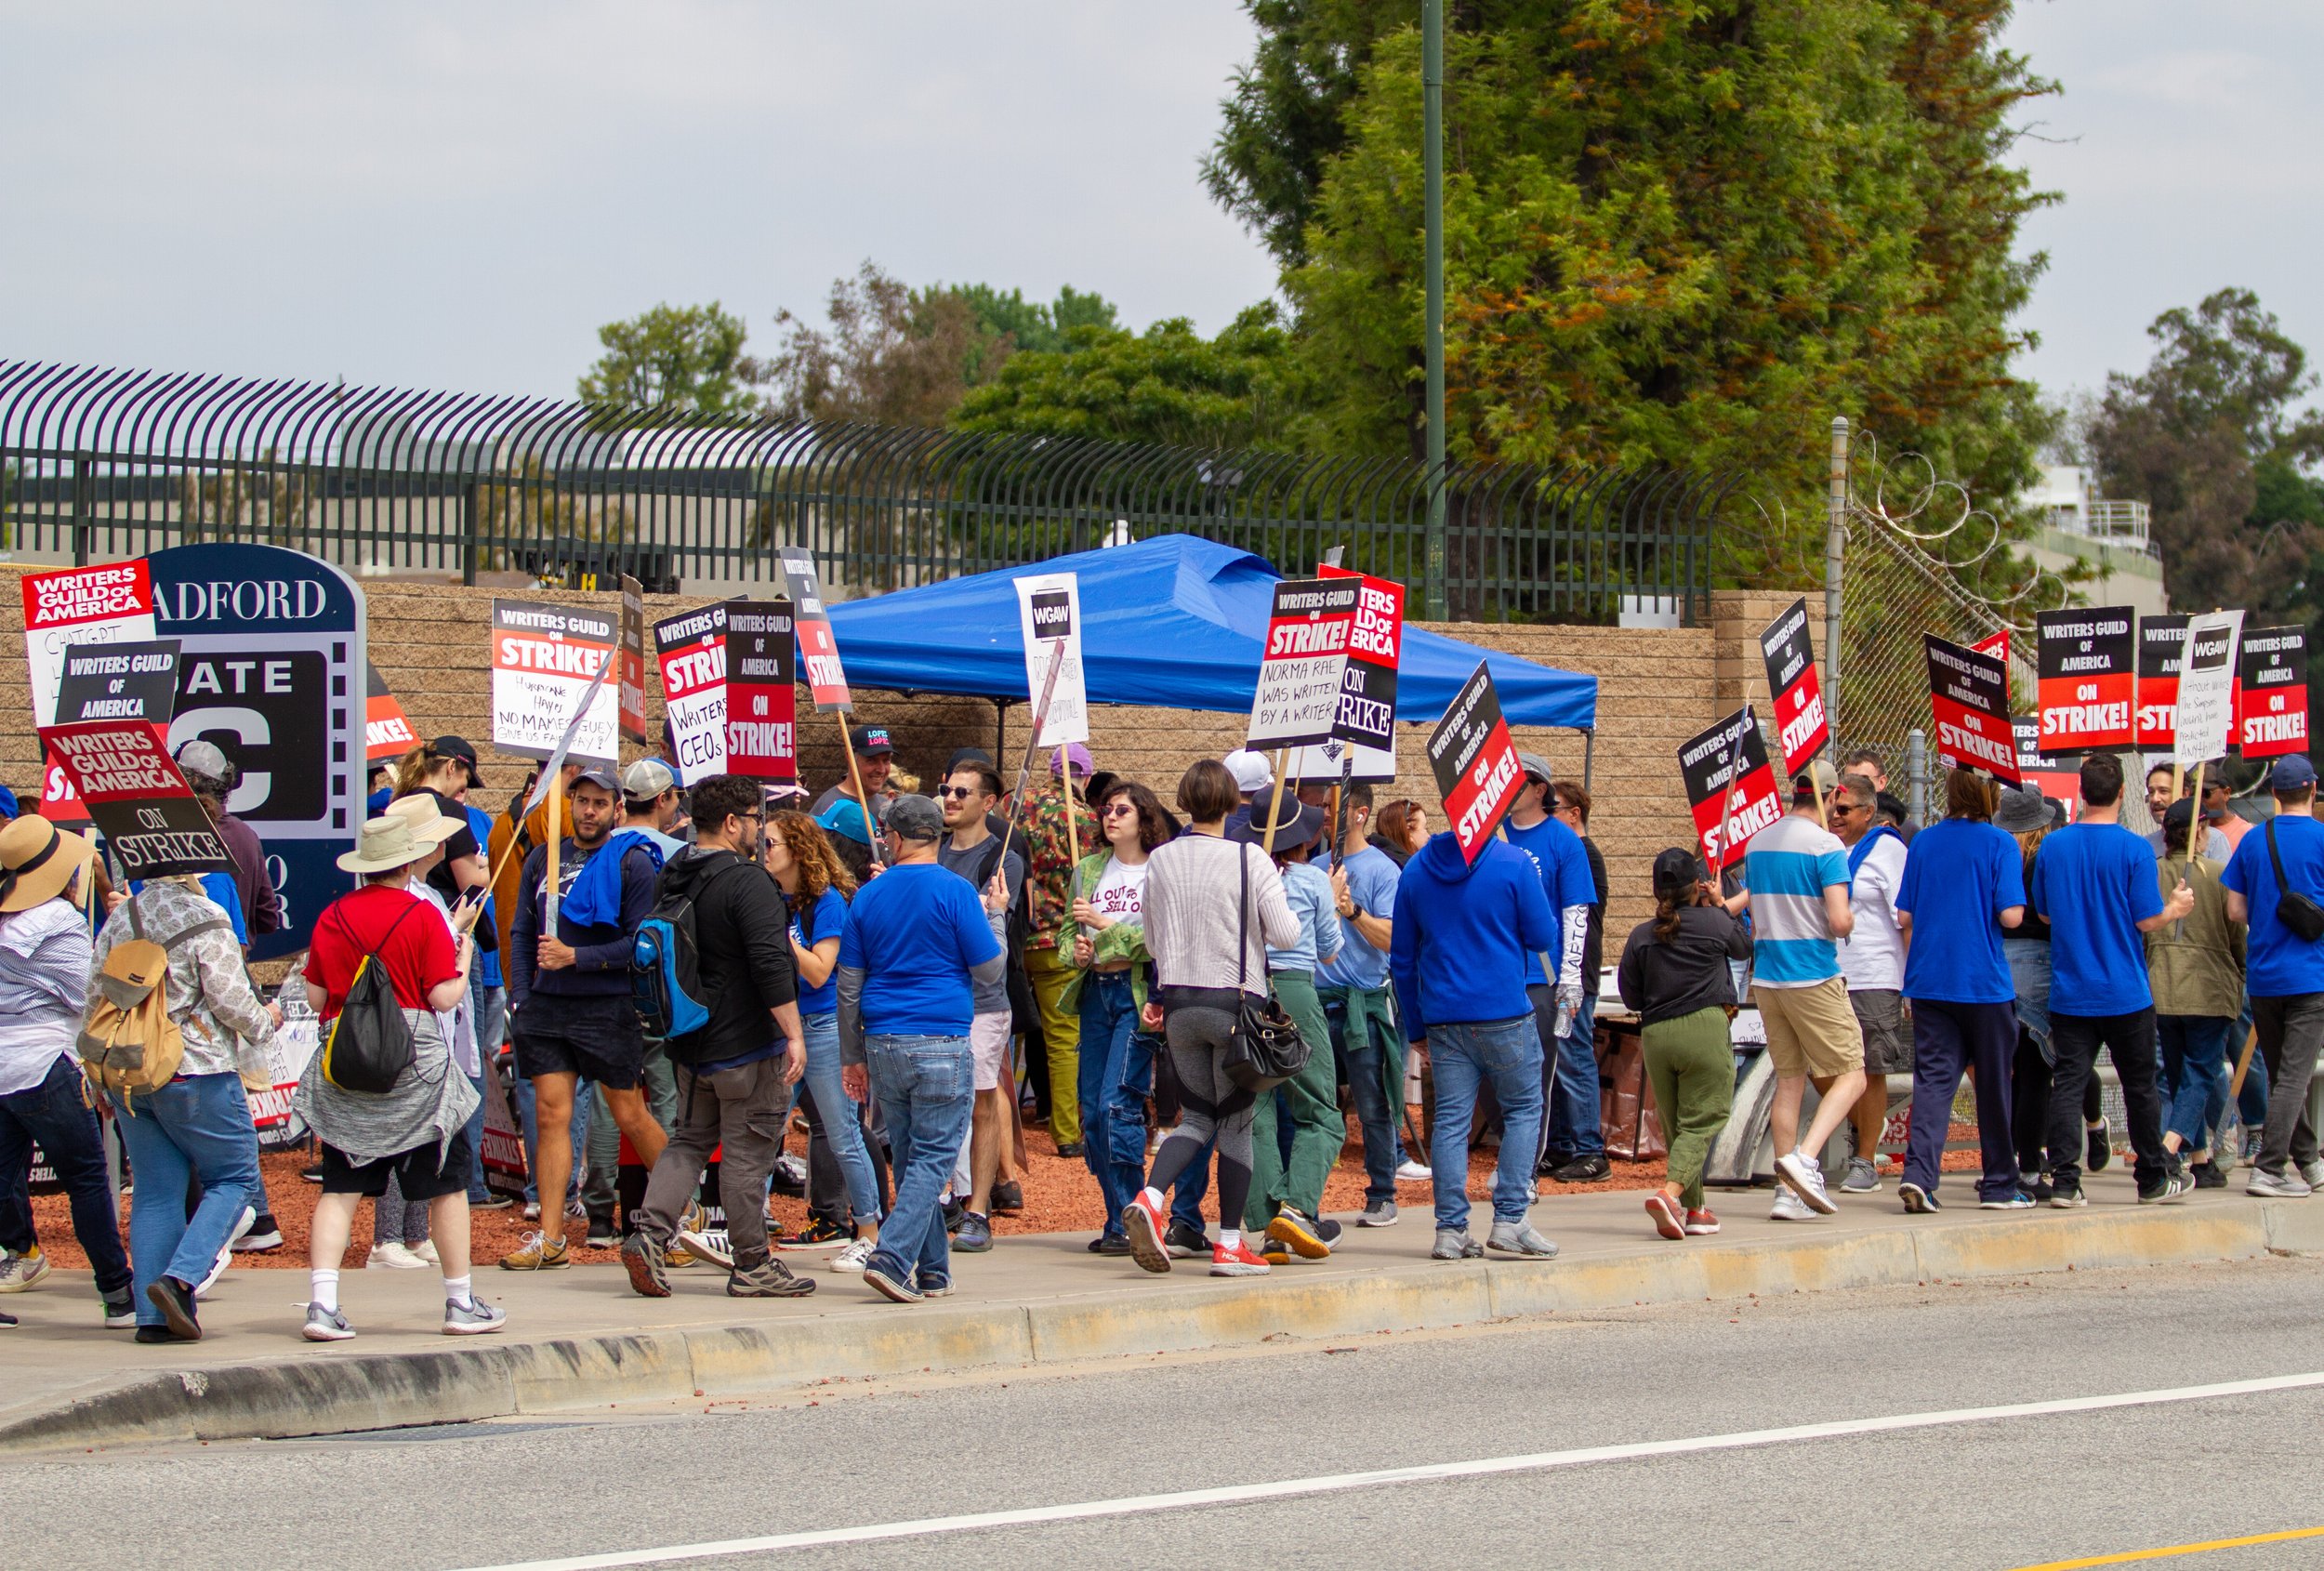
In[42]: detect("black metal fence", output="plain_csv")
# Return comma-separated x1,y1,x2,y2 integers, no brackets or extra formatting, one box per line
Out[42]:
0,361,1726,623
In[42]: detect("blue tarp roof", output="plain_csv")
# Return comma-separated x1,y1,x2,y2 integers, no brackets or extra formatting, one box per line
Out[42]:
822,533,1596,731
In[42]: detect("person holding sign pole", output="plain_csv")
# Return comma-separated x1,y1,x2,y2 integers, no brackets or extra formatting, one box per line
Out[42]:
2219,756,2324,1197
1020,745,1094,1155
2147,799,2243,1191
2030,753,2196,1208
501,766,669,1271
1499,756,1601,1183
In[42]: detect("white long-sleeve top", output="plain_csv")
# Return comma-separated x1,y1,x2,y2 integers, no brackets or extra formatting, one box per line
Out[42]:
1142,833,1301,994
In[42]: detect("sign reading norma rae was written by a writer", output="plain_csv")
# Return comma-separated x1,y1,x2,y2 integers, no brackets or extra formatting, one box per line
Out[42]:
1248,577,1360,751
1293,565,1403,783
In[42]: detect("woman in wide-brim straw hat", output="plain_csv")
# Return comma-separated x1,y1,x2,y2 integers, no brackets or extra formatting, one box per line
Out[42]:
0,813,94,913
296,813,501,1341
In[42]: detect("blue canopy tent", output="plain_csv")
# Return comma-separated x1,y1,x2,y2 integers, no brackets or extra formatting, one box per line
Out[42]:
822,534,1599,772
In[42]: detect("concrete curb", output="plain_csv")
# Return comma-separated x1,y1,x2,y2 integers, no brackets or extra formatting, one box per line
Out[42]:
7,1199,2316,1457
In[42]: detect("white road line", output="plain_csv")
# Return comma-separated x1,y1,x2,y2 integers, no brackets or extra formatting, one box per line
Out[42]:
453,1369,2324,1571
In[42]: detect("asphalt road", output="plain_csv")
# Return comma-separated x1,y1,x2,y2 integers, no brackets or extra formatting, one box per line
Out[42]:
12,1255,2324,1571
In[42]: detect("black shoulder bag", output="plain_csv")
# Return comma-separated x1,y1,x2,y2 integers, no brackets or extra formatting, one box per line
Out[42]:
1221,840,1310,1093
2266,816,2324,942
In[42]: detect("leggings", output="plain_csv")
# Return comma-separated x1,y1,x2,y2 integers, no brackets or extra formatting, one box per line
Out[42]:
375,1173,430,1248
1144,1000,1257,1231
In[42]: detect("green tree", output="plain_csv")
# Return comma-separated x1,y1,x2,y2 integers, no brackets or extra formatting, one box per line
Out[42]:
765,262,1023,427
946,284,1122,357
1207,1,2056,584
2089,287,2324,619
950,304,1307,449
577,302,764,417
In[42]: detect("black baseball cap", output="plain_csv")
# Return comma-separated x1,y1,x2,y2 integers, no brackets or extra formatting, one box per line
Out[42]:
429,734,484,786
849,724,894,757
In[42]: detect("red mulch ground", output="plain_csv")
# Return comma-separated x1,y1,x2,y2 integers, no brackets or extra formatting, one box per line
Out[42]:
27,1116,1989,1274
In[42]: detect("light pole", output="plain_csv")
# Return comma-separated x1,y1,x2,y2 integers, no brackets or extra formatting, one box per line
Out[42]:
1421,0,1447,622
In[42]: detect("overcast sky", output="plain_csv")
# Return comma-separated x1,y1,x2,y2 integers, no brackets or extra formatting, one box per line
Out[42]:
0,2,2316,414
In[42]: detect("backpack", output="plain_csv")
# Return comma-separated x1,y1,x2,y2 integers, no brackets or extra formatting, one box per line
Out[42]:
632,855,752,1039
319,901,421,1095
78,894,233,1108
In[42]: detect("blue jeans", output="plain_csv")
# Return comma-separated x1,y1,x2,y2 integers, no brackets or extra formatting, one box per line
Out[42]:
791,1012,881,1225
1123,1027,1209,1234
1323,988,1403,1206
864,1034,974,1290
1076,972,1150,1235
1426,1017,1544,1232
109,1074,260,1327
1535,984,1602,1160
2159,1014,2232,1152
0,1054,132,1296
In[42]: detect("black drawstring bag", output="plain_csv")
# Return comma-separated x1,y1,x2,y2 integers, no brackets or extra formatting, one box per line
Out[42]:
2267,817,2324,942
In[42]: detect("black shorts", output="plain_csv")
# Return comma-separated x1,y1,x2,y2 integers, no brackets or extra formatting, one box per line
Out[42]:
320,1127,475,1202
513,994,646,1090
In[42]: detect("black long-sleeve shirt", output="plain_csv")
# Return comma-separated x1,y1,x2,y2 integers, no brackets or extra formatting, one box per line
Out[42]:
1617,905,1753,1028
658,846,799,1068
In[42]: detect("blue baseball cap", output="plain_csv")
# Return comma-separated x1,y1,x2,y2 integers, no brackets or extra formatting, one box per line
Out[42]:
814,797,872,847
2271,755,2317,791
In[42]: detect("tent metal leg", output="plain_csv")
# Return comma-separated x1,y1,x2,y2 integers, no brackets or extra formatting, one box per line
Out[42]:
1581,727,1595,792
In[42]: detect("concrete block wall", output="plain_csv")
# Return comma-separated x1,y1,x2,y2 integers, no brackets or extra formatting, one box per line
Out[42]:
0,567,1723,940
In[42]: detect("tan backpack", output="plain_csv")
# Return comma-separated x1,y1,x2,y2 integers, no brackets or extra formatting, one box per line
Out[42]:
78,895,231,1108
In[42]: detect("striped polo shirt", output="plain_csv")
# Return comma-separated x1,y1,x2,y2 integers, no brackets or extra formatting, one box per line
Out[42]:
1741,812,1850,988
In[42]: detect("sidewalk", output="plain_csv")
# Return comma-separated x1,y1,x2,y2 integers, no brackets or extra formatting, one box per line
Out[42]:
6,1172,2321,1456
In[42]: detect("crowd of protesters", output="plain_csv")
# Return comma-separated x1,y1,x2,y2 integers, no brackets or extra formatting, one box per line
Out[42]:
4,718,2323,1342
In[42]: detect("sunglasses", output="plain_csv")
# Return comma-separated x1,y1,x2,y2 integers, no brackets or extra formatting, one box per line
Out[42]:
1102,802,1137,819
938,785,979,800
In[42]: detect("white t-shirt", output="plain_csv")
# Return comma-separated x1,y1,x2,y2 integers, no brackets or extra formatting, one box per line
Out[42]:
409,882,478,1076
1840,832,1908,993
1089,857,1148,926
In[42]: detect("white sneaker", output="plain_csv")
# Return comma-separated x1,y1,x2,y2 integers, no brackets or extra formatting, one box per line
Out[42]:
1769,1185,1816,1221
830,1236,874,1274
1774,1150,1839,1214
1395,1159,1433,1183
195,1207,257,1300
677,1227,733,1270
2301,1159,2324,1191
412,1239,441,1267
367,1241,429,1270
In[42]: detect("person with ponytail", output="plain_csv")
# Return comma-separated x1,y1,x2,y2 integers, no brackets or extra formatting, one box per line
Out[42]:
1617,848,1752,1240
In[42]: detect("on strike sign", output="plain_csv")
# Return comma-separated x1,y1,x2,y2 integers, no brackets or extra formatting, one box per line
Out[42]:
2036,606,2135,754
1248,578,1360,750
1679,708,1783,865
654,602,728,786
1425,660,1523,864
2012,718,2080,822
2135,614,2190,750
778,549,853,711
1926,634,2022,783
364,662,418,764
37,720,231,879
492,600,618,765
2238,626,2309,759
723,600,798,782
22,562,158,827
1758,597,1828,775
1292,566,1405,781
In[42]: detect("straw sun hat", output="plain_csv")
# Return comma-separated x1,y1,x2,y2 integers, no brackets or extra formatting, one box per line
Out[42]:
0,815,95,913
337,808,460,876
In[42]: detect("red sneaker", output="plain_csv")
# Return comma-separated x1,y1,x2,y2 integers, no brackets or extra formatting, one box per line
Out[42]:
1122,1190,1171,1275
1684,1208,1721,1235
1644,1193,1686,1241
1209,1239,1272,1277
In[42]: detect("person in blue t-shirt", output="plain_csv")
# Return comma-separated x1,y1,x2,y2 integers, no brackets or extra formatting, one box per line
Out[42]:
1894,771,2028,1211
1499,754,1601,1182
836,794,1004,1304
2220,755,2324,1195
2029,753,2194,1207
1319,785,1417,1224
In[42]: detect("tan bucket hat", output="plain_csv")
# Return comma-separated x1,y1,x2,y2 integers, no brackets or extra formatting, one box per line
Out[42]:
0,815,95,913
336,812,459,876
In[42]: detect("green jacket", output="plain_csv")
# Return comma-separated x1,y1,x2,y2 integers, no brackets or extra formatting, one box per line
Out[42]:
1059,850,1154,1016
2146,857,2245,1019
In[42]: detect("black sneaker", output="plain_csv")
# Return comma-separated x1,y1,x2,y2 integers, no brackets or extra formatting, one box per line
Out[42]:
469,1193,515,1212
584,1214,621,1249
2191,1160,2228,1190
942,1197,967,1234
1550,1154,1612,1184
955,1211,994,1252
232,1215,284,1253
1535,1151,1575,1179
103,1289,137,1329
0,1309,16,1328
299,1164,324,1183
145,1276,202,1340
133,1324,174,1343
1054,1142,1085,1159
2087,1118,2111,1172
1163,1219,1211,1259
1087,1234,1133,1256
2029,1176,2055,1202
788,1216,855,1248
989,1181,1024,1214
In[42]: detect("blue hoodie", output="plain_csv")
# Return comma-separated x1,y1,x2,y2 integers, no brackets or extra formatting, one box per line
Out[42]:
1391,832,1559,1042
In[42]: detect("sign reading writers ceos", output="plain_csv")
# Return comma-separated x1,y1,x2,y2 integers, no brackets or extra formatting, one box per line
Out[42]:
147,545,364,957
